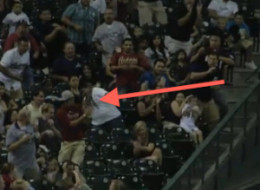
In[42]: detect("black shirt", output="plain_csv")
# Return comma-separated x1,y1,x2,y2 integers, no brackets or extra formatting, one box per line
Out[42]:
167,4,197,42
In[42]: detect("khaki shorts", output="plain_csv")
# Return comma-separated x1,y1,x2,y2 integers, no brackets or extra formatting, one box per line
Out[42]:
58,140,86,166
198,99,220,125
138,1,168,26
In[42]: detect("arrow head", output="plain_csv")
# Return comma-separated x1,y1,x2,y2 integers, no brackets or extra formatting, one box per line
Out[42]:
100,88,120,107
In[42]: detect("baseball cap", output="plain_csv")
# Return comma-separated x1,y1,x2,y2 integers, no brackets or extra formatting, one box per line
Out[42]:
61,90,74,101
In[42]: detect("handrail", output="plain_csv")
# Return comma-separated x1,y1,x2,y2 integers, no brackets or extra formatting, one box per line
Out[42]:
163,80,260,190
245,66,260,82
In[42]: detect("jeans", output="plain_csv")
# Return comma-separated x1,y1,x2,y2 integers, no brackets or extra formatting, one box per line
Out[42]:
22,67,34,90
92,115,124,133
212,89,228,119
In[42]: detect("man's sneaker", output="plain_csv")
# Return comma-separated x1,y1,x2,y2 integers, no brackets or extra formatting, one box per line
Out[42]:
245,61,257,70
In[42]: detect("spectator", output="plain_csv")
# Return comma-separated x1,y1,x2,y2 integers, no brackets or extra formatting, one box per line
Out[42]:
79,65,98,89
52,42,83,83
140,59,169,89
109,38,150,93
61,0,99,56
68,75,81,103
46,158,62,185
2,1,30,36
90,0,107,15
167,49,190,85
0,37,30,99
5,110,18,131
83,86,123,133
36,103,61,154
57,90,89,166
208,0,238,24
93,8,129,66
2,163,15,190
144,35,170,67
137,0,167,26
5,109,40,179
23,89,45,126
226,11,256,70
3,21,40,59
36,8,67,64
179,95,203,145
0,82,18,111
165,0,203,55
132,121,162,165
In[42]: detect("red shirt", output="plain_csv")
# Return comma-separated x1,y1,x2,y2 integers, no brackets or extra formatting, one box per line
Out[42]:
57,104,86,142
4,33,40,52
110,52,150,91
2,174,14,190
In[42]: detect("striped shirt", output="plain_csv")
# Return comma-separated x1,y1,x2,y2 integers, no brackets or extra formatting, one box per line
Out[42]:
62,2,99,44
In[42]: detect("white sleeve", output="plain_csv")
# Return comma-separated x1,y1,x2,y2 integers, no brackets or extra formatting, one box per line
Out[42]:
208,0,217,10
92,27,101,42
92,88,107,103
1,51,12,67
121,24,129,39
2,14,10,24
232,3,239,14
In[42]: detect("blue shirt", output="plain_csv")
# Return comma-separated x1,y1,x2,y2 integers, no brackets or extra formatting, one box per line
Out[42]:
62,3,99,44
226,20,250,35
139,71,170,89
5,123,37,171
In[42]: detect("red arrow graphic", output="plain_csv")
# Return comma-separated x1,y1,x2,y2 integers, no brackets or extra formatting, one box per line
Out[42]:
100,80,225,107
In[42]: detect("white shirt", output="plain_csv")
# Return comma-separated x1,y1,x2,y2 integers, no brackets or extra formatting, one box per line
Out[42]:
208,0,238,18
91,87,121,126
2,12,30,35
90,0,107,14
0,47,30,90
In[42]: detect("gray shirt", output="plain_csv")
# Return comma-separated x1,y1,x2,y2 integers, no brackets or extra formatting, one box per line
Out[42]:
5,123,37,170
92,21,129,55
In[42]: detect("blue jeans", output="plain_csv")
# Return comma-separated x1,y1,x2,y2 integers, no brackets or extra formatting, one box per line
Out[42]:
22,67,34,90
212,89,228,119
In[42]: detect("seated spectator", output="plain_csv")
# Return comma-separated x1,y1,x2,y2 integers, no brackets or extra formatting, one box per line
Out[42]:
160,92,186,130
3,21,40,60
35,7,67,64
46,158,62,186
140,59,169,90
10,179,33,190
52,42,83,83
69,75,81,104
93,8,129,66
36,103,61,153
5,110,18,131
167,49,190,86
57,161,92,190
144,35,170,67
0,82,18,111
226,11,256,70
165,0,202,55
0,37,30,99
179,95,203,145
23,89,45,126
5,109,40,179
137,0,167,26
109,38,150,93
79,65,98,89
57,90,88,166
2,163,16,190
132,121,162,165
2,1,30,36
83,86,123,133
208,0,238,25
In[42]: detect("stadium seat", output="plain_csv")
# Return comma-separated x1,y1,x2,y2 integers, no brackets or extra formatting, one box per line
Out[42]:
111,128,131,143
88,128,111,145
163,127,190,141
86,175,111,190
84,143,100,161
107,159,137,176
82,160,108,176
118,174,147,189
148,127,164,143
100,143,125,160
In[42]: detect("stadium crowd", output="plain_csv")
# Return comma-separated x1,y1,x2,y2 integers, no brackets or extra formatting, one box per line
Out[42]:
0,0,258,189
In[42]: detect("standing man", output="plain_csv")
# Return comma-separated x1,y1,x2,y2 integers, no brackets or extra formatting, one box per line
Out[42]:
62,0,99,56
5,109,40,179
0,37,30,99
93,8,129,66
165,0,203,55
57,90,90,166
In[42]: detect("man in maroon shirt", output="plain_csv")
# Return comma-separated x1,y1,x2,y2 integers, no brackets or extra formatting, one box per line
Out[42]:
110,38,150,93
57,90,90,166
4,21,40,59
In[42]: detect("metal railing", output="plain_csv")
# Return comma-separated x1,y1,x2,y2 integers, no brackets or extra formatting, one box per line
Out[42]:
163,81,260,190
